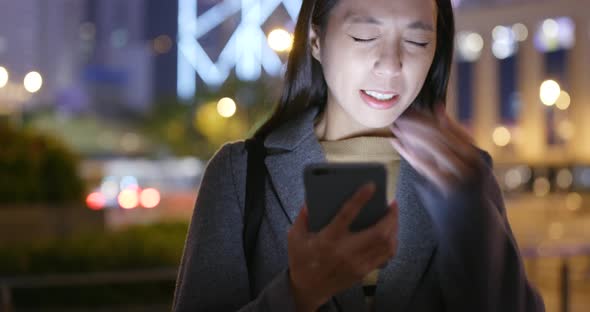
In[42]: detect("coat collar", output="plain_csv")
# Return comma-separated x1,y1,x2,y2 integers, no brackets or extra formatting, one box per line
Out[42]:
264,106,322,152
262,105,437,311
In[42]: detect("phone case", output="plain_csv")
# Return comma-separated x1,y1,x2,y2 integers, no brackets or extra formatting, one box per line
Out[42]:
304,162,387,232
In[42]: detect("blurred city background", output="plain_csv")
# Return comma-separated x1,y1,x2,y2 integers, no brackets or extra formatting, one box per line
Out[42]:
0,0,589,311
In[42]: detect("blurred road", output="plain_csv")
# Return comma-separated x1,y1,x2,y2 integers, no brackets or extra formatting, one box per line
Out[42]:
505,193,590,312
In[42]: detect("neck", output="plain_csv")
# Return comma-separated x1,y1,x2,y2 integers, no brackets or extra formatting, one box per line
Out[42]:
314,98,393,141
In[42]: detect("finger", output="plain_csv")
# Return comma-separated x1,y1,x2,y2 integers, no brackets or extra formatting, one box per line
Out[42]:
391,133,450,176
323,183,376,239
396,119,483,182
398,107,437,126
393,118,447,150
391,126,465,179
345,201,398,254
360,217,399,267
290,204,309,237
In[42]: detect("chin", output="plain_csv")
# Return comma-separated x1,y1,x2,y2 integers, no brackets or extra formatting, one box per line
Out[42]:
355,115,397,129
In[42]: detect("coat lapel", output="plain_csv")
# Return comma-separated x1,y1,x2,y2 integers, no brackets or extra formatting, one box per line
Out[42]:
375,159,437,311
263,107,325,224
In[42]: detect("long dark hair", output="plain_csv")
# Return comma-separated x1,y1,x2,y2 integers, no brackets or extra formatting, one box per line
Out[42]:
254,0,455,138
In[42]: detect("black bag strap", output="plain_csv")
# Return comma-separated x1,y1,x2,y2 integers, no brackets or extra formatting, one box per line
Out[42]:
243,137,267,298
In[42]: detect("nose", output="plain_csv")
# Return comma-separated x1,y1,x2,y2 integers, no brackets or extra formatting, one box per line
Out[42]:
373,43,402,78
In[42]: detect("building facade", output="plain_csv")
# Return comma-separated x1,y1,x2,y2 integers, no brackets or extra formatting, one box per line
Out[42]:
447,0,590,166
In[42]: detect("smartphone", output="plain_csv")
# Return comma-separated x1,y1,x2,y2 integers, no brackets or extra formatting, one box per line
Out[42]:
303,162,388,233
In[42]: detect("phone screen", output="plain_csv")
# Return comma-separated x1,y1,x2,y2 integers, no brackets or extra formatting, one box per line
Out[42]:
304,163,388,232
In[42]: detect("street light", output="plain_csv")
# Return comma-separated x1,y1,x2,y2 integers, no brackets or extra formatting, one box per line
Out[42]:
23,71,43,93
0,66,8,88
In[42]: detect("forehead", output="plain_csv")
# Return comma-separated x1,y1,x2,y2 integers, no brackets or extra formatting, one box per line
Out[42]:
330,0,437,26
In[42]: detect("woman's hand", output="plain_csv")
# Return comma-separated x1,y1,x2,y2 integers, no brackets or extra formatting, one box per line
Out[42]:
287,184,398,311
389,104,483,197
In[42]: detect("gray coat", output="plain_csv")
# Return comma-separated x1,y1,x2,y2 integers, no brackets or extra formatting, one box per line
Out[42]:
172,106,545,312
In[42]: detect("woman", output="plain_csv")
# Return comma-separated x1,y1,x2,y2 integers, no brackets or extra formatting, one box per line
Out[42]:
173,0,545,311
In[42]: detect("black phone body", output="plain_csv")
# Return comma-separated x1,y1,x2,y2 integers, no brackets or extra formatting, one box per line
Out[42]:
303,162,388,232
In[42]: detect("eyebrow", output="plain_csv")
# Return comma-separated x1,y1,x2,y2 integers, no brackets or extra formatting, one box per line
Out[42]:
344,14,381,25
407,21,435,32
344,13,435,32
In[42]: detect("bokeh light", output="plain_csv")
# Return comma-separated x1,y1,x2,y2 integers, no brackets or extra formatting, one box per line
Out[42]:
86,192,105,210
217,97,237,118
100,177,120,201
267,28,293,52
457,31,484,61
533,177,551,197
195,101,248,145
153,35,173,54
493,126,511,147
492,25,517,59
518,165,532,183
539,80,561,106
140,188,161,209
556,169,573,189
0,66,8,88
111,29,128,48
118,189,139,209
565,192,583,211
504,168,523,190
535,17,575,52
512,23,529,42
23,71,43,93
555,91,571,110
542,19,559,38
492,25,512,42
557,120,575,140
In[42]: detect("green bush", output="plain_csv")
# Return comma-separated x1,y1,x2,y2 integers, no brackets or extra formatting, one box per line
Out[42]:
0,222,189,309
0,222,189,275
0,123,85,204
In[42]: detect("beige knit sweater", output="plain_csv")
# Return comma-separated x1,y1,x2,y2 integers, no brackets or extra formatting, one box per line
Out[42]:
320,136,400,310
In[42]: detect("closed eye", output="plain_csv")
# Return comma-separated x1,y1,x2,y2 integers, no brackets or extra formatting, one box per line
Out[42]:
351,36,376,43
406,40,429,48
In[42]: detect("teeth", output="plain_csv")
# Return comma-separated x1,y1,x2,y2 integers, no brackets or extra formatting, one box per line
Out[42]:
364,90,395,101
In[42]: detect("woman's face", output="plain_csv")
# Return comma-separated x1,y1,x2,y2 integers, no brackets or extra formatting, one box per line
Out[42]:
311,0,437,135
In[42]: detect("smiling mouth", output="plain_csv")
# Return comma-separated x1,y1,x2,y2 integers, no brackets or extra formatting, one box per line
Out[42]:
359,90,400,110
361,89,399,101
